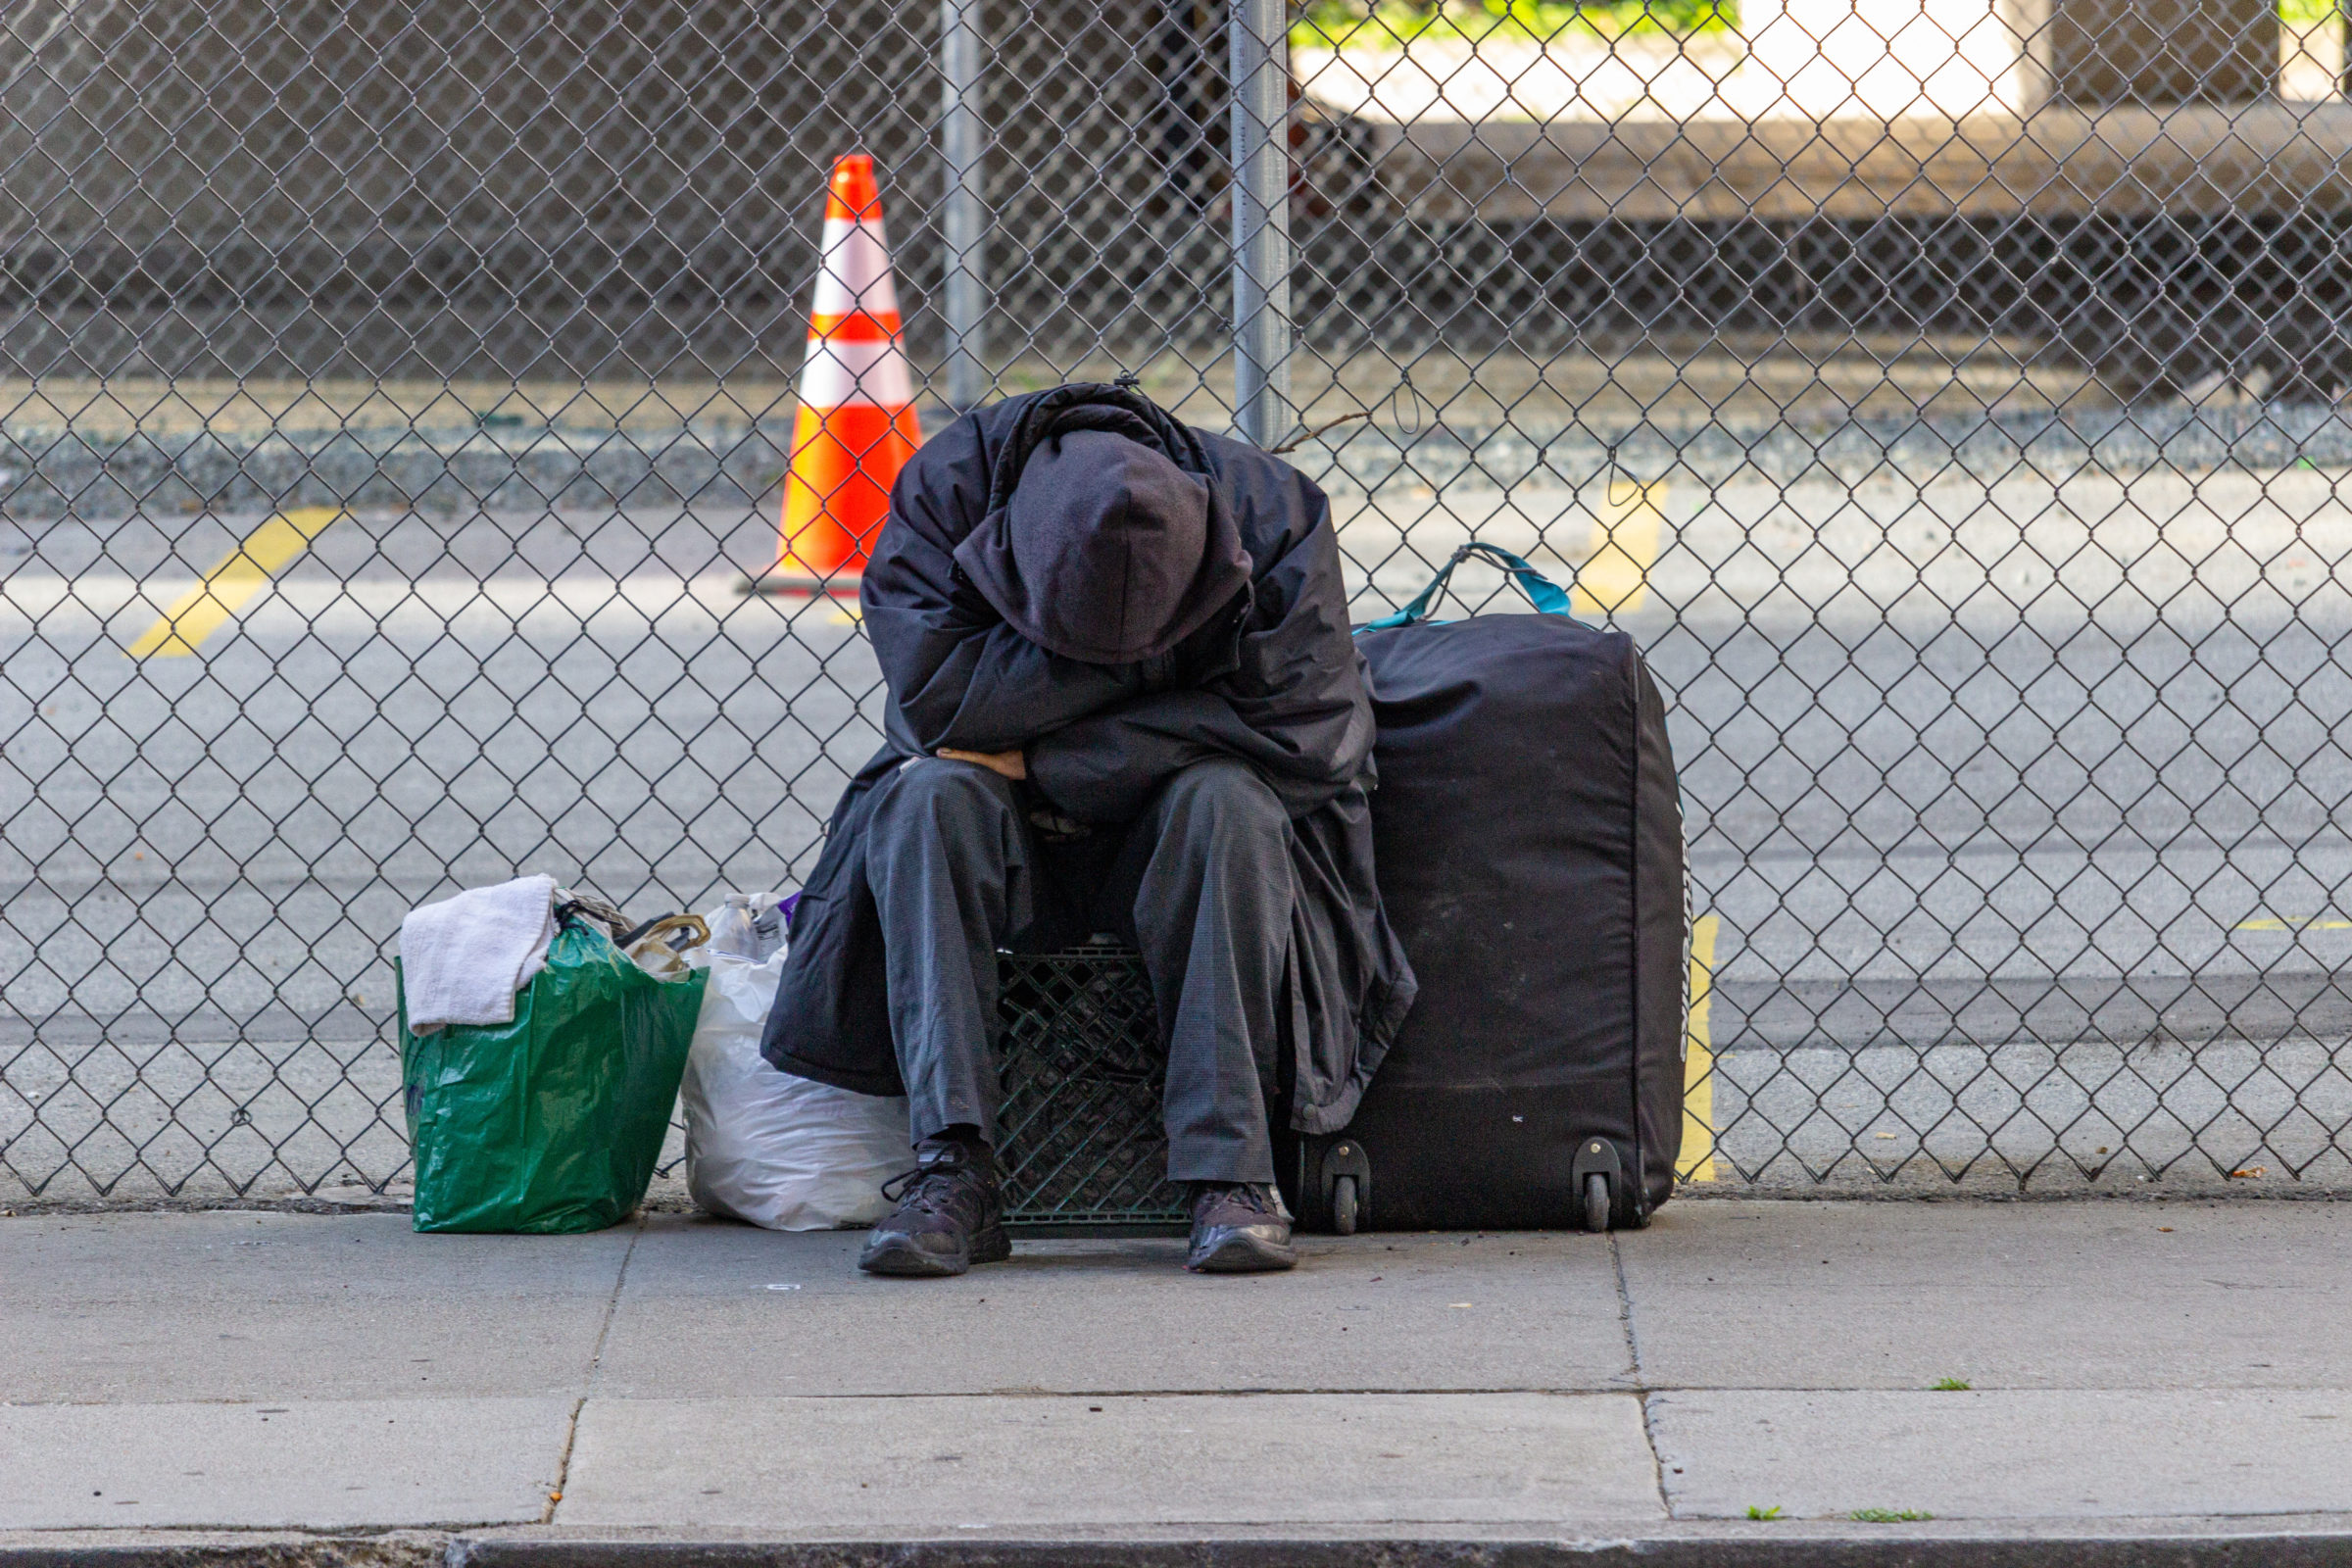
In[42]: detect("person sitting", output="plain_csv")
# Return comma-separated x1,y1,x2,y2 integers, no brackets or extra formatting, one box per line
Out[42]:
760,383,1414,1276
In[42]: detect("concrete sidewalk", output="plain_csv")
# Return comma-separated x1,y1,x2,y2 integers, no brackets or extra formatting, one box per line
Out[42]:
3,1198,2348,1565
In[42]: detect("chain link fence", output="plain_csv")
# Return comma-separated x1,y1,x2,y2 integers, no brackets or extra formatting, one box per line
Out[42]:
4,0,2350,1206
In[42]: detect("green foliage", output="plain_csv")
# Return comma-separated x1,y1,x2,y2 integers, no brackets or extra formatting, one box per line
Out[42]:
1746,1505,1784,1521
1930,1376,1971,1391
1851,1509,1936,1523
2280,0,2338,29
1295,0,1740,50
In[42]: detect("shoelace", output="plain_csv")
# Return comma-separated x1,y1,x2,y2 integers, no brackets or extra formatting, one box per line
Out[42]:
1197,1182,1275,1219
880,1159,978,1218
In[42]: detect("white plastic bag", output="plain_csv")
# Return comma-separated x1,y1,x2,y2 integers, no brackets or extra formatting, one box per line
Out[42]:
704,892,789,962
679,944,911,1230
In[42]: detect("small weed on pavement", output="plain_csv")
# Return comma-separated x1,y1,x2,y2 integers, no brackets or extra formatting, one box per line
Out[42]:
1852,1509,1936,1523
1931,1377,1971,1391
1747,1506,1783,1521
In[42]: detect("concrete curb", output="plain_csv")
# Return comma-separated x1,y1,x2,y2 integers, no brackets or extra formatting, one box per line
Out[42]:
450,1534,2352,1568
0,1535,444,1568
14,400,2352,522
9,1532,2352,1568
0,426,793,521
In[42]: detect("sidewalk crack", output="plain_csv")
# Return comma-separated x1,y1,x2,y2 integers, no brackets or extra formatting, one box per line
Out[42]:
541,1211,645,1524
1609,1230,1643,1378
1611,1231,1671,1519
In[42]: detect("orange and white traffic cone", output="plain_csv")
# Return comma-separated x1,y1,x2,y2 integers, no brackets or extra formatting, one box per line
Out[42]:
753,154,923,596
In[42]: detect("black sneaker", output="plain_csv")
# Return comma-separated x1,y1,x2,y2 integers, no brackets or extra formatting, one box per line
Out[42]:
858,1133,1011,1278
1186,1181,1298,1273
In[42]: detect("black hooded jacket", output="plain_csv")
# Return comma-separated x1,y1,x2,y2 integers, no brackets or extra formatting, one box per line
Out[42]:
760,383,1417,1133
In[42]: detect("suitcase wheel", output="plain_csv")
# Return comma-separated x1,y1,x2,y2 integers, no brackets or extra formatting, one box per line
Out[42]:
1316,1140,1371,1235
1331,1174,1360,1235
1571,1138,1624,1234
1582,1171,1611,1235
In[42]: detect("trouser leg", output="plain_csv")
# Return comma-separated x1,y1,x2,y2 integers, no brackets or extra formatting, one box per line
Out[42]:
1104,757,1293,1184
861,757,1032,1148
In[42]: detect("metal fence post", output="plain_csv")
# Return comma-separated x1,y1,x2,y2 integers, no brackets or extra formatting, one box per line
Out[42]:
940,0,988,414
1229,0,1291,449
2340,0,2351,99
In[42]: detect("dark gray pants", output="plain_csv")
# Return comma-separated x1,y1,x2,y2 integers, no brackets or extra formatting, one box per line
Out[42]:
861,754,1292,1183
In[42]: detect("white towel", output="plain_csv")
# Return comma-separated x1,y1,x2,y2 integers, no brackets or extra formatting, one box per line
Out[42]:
399,874,559,1034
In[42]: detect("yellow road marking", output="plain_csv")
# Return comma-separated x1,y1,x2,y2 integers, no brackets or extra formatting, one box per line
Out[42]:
2236,916,2352,931
1572,479,1666,619
126,508,343,658
1681,911,1721,1183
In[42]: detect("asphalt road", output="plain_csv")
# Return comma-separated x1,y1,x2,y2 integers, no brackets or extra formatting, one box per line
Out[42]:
4,457,2349,1201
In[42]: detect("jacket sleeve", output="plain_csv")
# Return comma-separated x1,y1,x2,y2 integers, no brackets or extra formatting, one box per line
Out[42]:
860,419,1139,753
1027,474,1374,821
1023,689,1263,821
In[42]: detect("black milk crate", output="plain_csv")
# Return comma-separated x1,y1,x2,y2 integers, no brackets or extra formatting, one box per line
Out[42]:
996,944,1188,1234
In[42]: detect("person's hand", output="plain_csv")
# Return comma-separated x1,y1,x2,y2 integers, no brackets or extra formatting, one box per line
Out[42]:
936,747,1028,781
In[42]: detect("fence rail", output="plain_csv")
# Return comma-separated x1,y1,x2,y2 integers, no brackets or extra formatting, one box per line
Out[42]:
5,0,2350,1205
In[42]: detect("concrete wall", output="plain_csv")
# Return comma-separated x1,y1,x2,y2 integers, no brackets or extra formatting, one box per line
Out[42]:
2049,0,2278,105
0,0,2334,393
0,0,1227,378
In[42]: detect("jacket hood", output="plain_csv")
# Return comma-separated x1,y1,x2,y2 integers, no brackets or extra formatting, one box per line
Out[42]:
952,389,1252,664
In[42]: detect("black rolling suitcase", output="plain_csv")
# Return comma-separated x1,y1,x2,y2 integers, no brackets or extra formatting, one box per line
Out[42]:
1282,543,1687,1234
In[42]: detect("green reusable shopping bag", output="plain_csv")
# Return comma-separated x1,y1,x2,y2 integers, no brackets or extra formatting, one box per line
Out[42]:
398,916,707,1233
